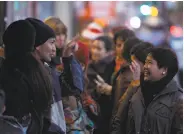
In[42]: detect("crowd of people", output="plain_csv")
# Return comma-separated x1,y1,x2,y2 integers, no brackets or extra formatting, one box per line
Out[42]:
0,16,182,134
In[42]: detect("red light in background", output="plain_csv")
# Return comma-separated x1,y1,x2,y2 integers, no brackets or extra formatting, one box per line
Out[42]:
170,26,183,38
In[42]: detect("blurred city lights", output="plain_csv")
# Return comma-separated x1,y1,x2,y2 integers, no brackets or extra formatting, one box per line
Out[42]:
170,26,183,37
130,16,141,29
151,6,158,17
140,5,151,15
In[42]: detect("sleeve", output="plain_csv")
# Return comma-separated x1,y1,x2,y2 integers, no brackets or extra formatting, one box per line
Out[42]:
171,97,183,134
60,55,84,97
111,83,140,134
112,68,133,112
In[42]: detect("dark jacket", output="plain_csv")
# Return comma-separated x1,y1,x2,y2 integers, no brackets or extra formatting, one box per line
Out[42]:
111,64,133,114
87,54,115,134
0,115,24,134
126,80,183,134
111,84,140,134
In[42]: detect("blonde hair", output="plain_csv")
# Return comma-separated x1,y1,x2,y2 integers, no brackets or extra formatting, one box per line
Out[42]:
44,16,67,36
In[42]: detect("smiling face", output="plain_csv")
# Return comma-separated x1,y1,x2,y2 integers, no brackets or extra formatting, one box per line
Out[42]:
36,37,56,62
144,53,167,81
90,40,107,62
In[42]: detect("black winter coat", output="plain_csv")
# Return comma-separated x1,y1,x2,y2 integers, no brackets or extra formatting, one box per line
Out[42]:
0,115,24,134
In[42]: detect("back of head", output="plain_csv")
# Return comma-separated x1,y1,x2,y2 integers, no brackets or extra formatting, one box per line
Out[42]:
44,16,67,36
122,37,142,62
95,35,114,52
150,47,179,79
26,18,55,48
111,26,128,35
3,20,35,58
131,42,154,63
113,28,135,44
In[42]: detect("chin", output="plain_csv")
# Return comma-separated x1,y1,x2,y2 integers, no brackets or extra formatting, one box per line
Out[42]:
144,76,149,81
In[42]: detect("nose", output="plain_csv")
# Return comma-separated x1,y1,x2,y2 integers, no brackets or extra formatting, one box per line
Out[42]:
51,44,56,55
144,63,148,70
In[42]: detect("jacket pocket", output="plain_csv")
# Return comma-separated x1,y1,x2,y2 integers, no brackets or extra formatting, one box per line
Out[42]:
155,102,172,120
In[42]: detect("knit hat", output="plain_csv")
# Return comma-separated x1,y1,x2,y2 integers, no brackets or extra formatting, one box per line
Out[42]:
3,20,36,58
95,36,113,52
74,41,89,66
81,19,106,40
26,18,55,47
130,42,154,63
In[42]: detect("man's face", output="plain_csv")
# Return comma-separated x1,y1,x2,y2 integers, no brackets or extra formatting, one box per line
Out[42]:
36,38,56,62
56,34,66,49
144,54,167,81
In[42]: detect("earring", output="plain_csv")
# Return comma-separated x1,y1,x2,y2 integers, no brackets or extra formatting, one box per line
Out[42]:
162,72,166,75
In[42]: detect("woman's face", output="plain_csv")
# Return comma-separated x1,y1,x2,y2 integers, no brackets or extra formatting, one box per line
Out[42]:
90,40,106,62
144,54,167,81
115,37,124,58
56,34,66,49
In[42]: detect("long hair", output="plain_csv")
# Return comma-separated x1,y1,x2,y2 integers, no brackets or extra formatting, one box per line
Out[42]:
0,52,52,118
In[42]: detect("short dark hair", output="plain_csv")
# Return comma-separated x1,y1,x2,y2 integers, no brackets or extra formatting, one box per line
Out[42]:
95,36,113,52
150,47,179,78
0,89,5,113
130,42,154,63
113,29,135,44
122,37,142,62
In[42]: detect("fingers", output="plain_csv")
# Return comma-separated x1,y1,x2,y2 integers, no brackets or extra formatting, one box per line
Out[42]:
96,75,105,83
66,34,80,47
129,64,134,73
94,79,101,86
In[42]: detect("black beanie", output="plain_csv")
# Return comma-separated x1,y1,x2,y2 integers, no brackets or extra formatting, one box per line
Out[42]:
3,20,36,58
130,42,154,63
95,36,113,52
26,18,55,47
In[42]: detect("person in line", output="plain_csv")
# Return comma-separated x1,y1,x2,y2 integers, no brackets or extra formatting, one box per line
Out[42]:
26,18,83,134
44,16,68,72
95,37,142,113
110,42,154,134
125,48,183,134
87,35,114,134
0,20,53,134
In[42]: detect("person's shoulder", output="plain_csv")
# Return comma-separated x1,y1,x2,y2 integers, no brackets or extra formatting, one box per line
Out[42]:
0,115,24,134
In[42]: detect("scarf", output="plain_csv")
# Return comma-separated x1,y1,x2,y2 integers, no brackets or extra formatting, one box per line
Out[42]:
140,72,175,107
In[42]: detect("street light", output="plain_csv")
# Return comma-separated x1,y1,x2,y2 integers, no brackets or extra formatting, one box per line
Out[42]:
130,16,141,29
150,6,158,17
140,5,151,15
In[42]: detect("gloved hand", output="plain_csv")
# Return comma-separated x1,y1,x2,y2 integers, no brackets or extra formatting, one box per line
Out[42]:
94,75,112,95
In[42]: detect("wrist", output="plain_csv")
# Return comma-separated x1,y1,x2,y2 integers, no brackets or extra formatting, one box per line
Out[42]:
130,80,140,87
